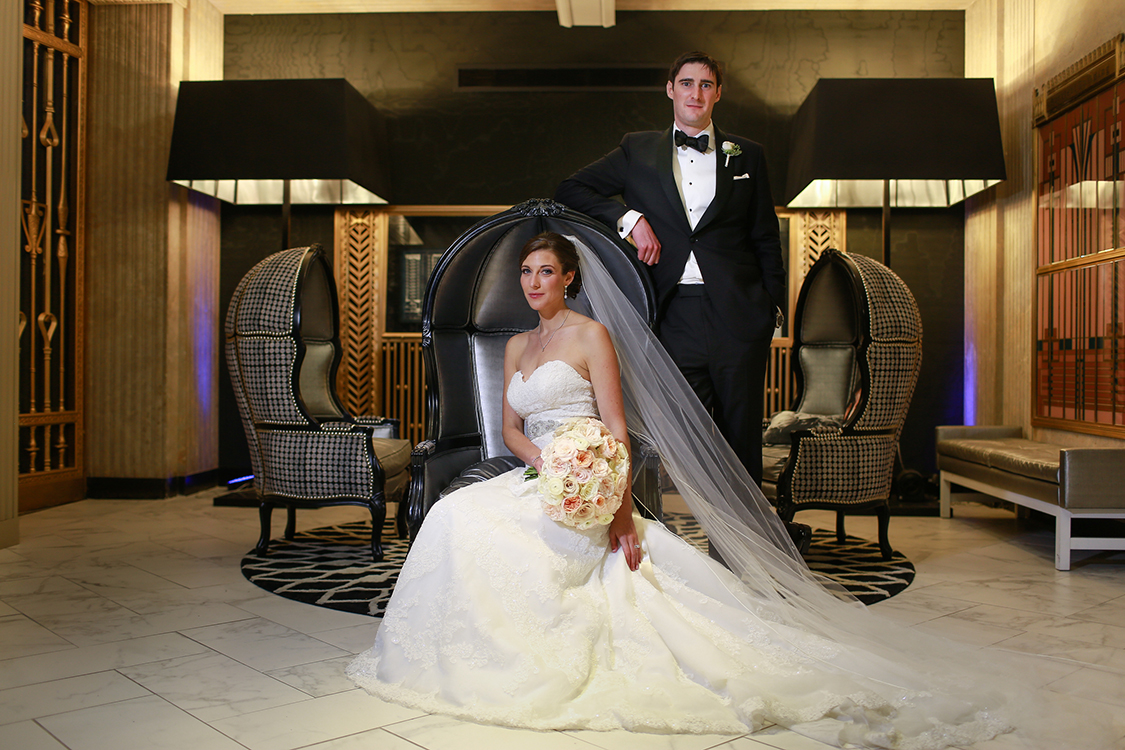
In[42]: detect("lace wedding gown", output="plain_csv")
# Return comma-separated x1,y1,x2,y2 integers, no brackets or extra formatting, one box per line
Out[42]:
347,359,1017,748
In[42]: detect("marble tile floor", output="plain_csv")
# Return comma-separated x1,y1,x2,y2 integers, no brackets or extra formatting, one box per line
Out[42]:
2,489,1125,750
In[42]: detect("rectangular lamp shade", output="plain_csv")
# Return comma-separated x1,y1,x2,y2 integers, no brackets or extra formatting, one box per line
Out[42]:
785,78,1006,208
166,78,390,205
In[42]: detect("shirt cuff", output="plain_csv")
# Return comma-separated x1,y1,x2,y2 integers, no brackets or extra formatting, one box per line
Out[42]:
617,210,643,239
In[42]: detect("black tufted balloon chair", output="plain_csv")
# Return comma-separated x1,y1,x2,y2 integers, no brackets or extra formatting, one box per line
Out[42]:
404,199,663,540
225,245,411,561
762,249,923,560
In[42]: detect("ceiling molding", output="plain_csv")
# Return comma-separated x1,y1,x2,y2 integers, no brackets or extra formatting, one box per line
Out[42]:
118,0,976,16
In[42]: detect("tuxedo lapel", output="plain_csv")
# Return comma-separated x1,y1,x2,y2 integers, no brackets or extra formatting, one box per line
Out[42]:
693,126,733,234
655,127,691,233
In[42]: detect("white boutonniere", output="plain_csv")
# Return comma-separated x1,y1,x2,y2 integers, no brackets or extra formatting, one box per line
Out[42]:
721,141,742,167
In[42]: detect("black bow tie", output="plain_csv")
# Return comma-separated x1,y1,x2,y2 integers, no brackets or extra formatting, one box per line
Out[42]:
674,131,709,153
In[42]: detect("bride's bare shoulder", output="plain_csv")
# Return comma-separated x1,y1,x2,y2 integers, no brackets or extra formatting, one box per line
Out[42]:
572,315,613,351
505,330,533,359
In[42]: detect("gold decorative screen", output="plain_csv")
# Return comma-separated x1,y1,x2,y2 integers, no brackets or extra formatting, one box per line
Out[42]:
20,0,86,509
1034,39,1125,436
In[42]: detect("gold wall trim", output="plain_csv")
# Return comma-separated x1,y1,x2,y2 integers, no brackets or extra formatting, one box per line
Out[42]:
23,26,84,58
1035,247,1125,275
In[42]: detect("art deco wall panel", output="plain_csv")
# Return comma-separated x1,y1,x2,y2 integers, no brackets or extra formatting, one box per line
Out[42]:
19,0,86,510
1035,56,1125,435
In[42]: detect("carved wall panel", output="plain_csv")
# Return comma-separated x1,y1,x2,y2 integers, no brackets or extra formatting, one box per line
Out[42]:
335,209,388,419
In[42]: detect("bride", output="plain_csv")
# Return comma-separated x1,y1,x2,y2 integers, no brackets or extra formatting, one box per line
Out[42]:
348,233,1113,749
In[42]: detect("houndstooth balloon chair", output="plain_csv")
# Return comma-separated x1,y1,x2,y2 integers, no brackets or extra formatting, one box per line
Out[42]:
761,249,922,560
225,245,411,561
404,199,663,540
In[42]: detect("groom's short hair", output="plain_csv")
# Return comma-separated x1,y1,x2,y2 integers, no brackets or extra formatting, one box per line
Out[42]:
667,51,723,88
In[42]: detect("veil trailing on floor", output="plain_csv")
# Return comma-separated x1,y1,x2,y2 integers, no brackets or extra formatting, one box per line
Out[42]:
571,235,1120,750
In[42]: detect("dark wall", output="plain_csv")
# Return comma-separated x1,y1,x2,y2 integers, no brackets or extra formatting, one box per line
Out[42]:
845,209,964,475
218,10,967,477
224,11,964,206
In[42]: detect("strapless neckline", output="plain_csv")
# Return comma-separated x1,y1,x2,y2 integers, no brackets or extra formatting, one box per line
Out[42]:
515,359,588,386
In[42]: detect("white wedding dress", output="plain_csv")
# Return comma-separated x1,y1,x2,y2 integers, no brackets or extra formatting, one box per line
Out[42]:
347,360,1014,748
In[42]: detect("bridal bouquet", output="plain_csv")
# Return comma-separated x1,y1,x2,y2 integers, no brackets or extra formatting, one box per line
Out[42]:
528,417,629,529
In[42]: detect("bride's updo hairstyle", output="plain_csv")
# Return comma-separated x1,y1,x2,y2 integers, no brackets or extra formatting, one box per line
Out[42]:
520,232,582,299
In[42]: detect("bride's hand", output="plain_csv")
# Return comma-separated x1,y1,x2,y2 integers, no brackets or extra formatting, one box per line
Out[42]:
609,513,641,571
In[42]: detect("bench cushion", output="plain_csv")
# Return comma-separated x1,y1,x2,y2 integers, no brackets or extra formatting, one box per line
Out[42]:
936,437,1060,483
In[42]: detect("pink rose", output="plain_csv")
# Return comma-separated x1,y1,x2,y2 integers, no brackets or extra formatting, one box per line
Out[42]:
574,449,594,469
574,467,593,484
603,435,617,457
591,458,610,477
546,456,571,478
562,476,579,496
562,496,582,514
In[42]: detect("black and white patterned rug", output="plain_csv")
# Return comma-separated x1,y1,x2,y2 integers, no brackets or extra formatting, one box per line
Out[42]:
240,512,915,616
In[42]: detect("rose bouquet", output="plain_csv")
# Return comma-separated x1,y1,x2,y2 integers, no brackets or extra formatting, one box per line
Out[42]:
526,417,629,529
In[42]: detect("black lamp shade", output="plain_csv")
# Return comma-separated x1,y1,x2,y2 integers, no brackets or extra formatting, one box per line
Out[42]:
166,78,390,204
785,78,1006,207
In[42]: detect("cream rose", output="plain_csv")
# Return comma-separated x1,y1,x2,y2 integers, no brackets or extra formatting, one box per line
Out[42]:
562,476,579,496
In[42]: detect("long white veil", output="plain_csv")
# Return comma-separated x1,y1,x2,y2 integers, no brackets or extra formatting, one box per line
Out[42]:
572,235,1120,749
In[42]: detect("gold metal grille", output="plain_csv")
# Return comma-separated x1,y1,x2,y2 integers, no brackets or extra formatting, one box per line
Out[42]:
382,336,426,446
765,342,796,416
20,0,86,510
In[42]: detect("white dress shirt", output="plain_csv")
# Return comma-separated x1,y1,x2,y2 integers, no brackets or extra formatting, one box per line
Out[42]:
619,122,717,285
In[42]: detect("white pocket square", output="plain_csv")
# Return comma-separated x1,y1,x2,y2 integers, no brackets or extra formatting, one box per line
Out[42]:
733,173,750,180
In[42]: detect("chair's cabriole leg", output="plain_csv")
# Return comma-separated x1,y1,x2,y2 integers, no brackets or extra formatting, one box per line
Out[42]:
256,503,273,554
836,511,846,544
876,505,892,560
284,506,297,540
369,495,387,562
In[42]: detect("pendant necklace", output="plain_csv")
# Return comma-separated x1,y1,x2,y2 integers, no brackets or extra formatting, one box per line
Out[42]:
538,309,571,351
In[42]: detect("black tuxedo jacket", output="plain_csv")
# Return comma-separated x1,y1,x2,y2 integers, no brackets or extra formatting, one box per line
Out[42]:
556,126,786,342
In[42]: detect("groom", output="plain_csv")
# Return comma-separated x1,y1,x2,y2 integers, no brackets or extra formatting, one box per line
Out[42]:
556,52,805,548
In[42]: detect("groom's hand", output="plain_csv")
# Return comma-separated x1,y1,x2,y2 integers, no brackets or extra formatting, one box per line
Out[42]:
630,217,662,266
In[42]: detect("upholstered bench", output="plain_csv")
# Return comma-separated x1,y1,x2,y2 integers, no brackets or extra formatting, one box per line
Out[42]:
935,425,1125,569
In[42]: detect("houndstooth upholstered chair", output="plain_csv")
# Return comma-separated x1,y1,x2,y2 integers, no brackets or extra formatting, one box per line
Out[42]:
225,245,411,561
761,249,922,560
404,199,663,540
